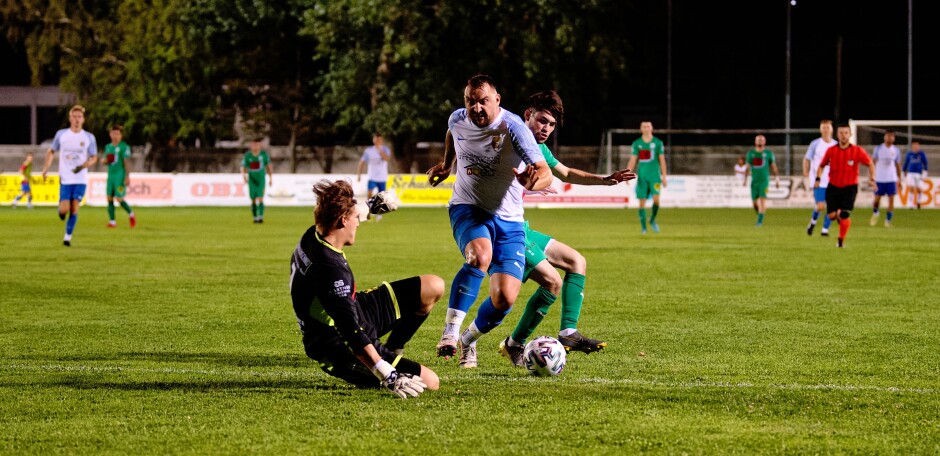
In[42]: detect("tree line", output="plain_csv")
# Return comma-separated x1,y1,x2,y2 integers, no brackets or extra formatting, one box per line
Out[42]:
2,0,644,169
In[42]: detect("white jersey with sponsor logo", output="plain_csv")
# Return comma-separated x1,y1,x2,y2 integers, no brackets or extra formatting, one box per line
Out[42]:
51,128,97,185
872,144,901,183
360,145,390,182
805,137,836,188
447,108,544,222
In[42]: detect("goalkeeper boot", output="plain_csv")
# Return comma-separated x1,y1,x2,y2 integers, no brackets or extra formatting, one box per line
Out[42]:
436,333,458,359
559,331,607,354
458,340,477,368
498,337,525,367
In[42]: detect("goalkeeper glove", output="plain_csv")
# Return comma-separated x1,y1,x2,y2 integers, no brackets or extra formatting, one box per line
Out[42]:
366,191,398,215
71,165,85,173
372,360,426,399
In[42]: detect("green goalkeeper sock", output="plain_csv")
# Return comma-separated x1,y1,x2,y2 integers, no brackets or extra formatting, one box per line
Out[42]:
638,208,647,230
120,200,132,214
258,203,264,217
107,202,116,221
251,203,257,217
511,287,557,343
560,273,586,331
651,204,660,223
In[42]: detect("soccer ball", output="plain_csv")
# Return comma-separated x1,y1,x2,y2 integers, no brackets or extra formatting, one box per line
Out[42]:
523,336,567,376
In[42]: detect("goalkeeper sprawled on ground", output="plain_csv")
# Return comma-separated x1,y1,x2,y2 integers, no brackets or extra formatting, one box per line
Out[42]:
289,179,441,398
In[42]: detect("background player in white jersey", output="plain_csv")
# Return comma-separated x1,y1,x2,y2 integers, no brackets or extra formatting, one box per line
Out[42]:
903,141,929,209
803,119,836,236
426,74,552,368
356,133,391,221
870,130,903,227
41,105,98,247
733,156,747,185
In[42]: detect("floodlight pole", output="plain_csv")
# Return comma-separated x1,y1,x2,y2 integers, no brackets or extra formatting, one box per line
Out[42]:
785,0,793,176
907,0,913,144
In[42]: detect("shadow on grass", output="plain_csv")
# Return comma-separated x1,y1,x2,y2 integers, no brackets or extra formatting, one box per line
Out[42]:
21,351,310,369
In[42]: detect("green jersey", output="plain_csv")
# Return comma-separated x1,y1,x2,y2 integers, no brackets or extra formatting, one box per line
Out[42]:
745,149,775,184
631,136,665,181
242,151,271,183
539,143,560,169
104,141,131,178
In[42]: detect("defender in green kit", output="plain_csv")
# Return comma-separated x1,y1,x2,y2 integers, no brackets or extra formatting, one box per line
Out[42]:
626,121,668,234
104,125,136,228
240,138,273,223
743,134,780,226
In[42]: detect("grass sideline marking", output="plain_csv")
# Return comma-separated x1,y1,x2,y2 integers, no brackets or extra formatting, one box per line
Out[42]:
5,363,936,395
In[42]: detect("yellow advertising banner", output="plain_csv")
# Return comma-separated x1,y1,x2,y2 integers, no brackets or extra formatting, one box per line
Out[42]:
387,174,455,206
0,173,63,205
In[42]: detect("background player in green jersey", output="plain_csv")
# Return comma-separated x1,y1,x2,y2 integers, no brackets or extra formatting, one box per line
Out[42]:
626,121,668,234
240,138,273,223
743,134,780,226
104,125,136,228
497,90,635,366
12,152,33,209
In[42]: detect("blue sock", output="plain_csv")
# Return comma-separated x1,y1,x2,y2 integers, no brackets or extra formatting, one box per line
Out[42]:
887,211,893,221
822,216,832,229
473,297,511,334
811,210,819,222
66,213,78,235
448,263,485,312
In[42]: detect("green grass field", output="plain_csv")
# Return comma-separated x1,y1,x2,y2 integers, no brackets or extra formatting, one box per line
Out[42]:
2,205,939,454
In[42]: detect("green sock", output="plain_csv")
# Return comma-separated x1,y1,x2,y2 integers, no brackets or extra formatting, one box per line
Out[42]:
251,203,257,217
258,203,264,217
560,273,586,331
757,213,765,224
638,208,647,230
120,200,132,214
651,204,660,223
511,287,557,343
107,202,116,221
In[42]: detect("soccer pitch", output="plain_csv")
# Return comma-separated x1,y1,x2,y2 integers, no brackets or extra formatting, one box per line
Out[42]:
2,206,939,454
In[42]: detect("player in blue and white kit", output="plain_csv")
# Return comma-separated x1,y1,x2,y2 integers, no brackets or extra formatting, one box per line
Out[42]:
903,141,928,209
356,133,391,221
803,120,836,236
870,130,903,227
426,74,552,368
41,105,98,247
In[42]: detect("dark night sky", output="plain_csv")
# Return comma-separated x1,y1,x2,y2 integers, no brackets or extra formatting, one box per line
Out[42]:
624,0,940,130
2,1,938,141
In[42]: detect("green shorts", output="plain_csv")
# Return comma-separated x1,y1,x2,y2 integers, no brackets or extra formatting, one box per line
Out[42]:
107,176,127,198
248,178,265,199
635,176,662,199
522,223,554,282
750,181,768,200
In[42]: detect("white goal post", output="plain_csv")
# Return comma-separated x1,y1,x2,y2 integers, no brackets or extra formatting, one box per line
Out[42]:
849,119,940,145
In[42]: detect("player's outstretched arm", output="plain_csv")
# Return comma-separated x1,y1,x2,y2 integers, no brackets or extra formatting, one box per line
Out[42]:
357,345,426,399
426,130,456,187
551,162,635,186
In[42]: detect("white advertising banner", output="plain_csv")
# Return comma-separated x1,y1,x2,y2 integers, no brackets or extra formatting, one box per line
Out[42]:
8,172,936,209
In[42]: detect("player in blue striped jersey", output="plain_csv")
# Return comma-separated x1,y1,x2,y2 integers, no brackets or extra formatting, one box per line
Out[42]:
41,105,98,247
426,74,552,368
803,120,836,236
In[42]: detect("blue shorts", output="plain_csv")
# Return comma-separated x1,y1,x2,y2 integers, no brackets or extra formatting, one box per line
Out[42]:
448,204,526,281
21,181,30,192
59,184,87,202
874,182,897,196
813,187,827,204
367,180,387,192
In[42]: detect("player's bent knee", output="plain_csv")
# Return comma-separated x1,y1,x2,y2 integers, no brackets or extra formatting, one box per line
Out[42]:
419,275,445,312
840,210,851,219
419,366,440,390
